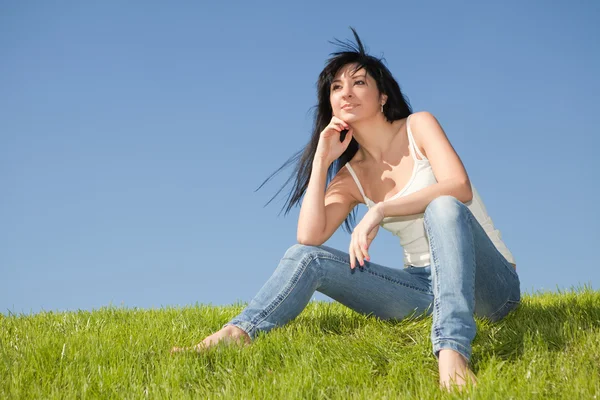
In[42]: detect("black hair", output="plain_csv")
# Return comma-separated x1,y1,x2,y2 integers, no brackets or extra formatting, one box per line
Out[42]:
256,27,412,234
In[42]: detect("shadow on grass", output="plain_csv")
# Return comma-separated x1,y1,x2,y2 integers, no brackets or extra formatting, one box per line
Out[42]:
473,293,600,363
283,291,600,368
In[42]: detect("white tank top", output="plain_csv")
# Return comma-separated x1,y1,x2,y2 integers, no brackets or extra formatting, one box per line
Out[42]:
345,114,516,268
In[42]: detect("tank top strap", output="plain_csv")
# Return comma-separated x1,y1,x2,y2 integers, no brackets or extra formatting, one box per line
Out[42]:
345,163,371,204
406,114,427,161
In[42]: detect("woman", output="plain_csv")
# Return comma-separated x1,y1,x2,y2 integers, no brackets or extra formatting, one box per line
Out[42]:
171,28,521,391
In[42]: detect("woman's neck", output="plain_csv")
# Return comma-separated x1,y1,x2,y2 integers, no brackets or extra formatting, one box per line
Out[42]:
351,117,405,164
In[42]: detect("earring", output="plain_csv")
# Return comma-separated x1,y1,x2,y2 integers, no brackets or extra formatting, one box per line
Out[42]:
381,103,384,113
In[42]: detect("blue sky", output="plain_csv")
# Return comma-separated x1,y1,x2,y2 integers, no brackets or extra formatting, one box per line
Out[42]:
2,1,598,316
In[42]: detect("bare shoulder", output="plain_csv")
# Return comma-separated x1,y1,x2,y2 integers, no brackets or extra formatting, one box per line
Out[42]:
408,111,447,158
409,111,442,134
409,111,470,190
326,163,363,206
410,110,438,123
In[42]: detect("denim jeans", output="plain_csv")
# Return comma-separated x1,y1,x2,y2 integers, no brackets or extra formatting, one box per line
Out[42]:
223,195,521,362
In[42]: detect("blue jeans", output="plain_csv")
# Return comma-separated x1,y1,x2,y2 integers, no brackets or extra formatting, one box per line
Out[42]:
223,196,521,362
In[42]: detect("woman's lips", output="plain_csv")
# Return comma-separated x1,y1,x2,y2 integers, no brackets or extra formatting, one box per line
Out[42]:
341,104,358,110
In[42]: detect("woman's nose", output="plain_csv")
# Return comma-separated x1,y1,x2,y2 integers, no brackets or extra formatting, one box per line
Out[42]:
340,83,353,97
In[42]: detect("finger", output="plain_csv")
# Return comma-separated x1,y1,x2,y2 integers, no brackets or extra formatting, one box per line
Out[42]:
350,237,362,268
335,121,347,131
332,116,348,126
358,232,370,261
344,129,353,144
327,119,341,130
327,122,342,132
348,244,355,269
333,117,349,130
360,234,371,263
357,240,367,265
360,233,368,263
352,238,364,267
352,231,365,265
361,239,370,261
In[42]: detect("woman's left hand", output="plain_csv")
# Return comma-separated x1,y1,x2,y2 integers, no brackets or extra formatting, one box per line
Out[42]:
349,203,385,269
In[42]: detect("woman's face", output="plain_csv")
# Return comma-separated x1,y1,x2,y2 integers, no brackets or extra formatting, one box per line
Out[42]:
330,63,386,123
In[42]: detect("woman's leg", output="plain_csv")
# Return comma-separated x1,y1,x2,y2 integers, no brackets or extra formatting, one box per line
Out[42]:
222,243,434,341
423,195,521,363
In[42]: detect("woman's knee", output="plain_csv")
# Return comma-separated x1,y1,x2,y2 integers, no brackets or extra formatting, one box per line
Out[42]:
283,243,323,262
424,195,466,227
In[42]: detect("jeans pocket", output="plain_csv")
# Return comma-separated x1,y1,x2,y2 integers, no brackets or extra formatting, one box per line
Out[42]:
489,299,520,323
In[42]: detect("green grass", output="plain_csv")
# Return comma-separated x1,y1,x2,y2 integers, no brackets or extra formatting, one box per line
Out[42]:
2,286,599,399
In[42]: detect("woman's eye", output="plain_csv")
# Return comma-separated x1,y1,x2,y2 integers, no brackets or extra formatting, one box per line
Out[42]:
332,81,363,90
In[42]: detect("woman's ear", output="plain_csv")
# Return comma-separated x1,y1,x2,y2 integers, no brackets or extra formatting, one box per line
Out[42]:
380,93,388,106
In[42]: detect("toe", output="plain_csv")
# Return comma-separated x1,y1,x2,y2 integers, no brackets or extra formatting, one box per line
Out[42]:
193,343,208,352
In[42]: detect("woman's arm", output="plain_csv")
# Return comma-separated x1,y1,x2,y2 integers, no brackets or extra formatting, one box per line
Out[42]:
297,158,329,243
375,111,473,218
297,158,358,245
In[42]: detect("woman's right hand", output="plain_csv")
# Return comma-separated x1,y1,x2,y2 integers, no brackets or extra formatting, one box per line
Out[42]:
314,116,353,165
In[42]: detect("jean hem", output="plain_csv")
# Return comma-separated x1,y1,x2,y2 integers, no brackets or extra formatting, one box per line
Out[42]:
489,299,521,322
433,339,471,363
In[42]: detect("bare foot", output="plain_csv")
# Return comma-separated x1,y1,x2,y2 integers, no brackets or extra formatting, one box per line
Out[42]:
170,325,251,354
438,349,477,391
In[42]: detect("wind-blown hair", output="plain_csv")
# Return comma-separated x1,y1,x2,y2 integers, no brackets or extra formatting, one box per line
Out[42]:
256,27,412,234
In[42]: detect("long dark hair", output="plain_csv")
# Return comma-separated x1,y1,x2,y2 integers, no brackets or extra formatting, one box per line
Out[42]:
256,27,412,234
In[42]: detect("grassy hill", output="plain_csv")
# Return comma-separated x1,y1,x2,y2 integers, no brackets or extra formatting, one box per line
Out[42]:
2,286,599,399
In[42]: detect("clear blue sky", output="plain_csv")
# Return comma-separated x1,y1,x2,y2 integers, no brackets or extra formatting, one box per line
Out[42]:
2,1,598,316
